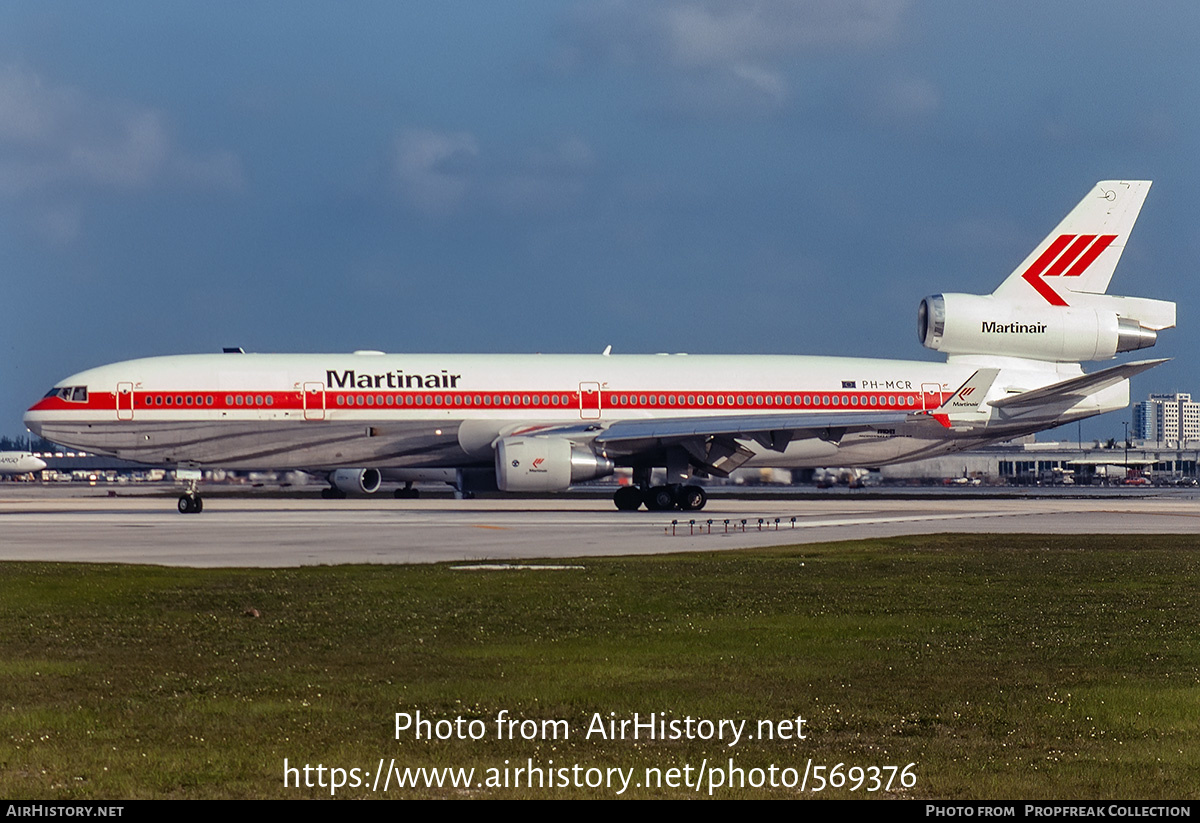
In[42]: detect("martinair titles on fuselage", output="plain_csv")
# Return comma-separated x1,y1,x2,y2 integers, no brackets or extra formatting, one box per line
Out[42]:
325,367,925,394
326,368,463,390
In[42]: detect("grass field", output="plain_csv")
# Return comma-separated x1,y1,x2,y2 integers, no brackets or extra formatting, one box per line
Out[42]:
1,534,1198,799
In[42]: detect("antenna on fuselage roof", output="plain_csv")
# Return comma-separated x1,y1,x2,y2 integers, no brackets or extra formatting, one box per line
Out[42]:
602,345,612,356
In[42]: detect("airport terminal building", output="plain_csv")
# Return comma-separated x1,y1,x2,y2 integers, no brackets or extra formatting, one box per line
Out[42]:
877,440,1198,485
851,393,1200,485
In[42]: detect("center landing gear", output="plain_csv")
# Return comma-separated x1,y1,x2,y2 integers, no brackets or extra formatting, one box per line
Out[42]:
394,482,420,499
612,483,707,512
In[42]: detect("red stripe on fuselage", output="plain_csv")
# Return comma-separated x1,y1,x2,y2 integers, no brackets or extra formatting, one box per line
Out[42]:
29,387,942,415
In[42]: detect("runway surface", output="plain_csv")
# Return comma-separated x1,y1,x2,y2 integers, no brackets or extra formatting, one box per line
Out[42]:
3,485,1200,567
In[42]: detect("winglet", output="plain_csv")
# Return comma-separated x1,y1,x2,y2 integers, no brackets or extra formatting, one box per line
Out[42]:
911,369,999,428
935,368,1000,414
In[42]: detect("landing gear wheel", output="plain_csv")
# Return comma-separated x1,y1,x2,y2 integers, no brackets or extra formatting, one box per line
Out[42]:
677,485,707,511
613,486,643,511
177,494,203,514
321,487,347,500
393,487,421,499
645,485,678,511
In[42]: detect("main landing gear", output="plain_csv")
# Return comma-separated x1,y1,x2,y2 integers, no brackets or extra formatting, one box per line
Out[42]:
613,483,707,512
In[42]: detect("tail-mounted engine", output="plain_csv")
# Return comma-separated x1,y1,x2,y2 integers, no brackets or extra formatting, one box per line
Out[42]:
918,292,1174,362
495,436,614,492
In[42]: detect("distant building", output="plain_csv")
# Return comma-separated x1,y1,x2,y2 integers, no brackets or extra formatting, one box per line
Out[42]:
1132,393,1200,447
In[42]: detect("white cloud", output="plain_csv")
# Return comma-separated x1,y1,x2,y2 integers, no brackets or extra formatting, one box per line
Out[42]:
662,0,906,66
0,66,61,143
870,76,940,121
392,130,595,217
730,63,788,105
0,66,244,241
64,110,170,189
26,200,82,244
393,129,480,216
527,137,595,171
174,150,246,192
565,0,910,113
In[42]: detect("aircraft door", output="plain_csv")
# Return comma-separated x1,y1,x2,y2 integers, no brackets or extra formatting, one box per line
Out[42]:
117,383,134,420
579,382,601,420
303,383,326,421
921,382,944,412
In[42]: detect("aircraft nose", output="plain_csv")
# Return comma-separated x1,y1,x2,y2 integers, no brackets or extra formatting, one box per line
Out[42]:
22,407,45,437
31,457,47,472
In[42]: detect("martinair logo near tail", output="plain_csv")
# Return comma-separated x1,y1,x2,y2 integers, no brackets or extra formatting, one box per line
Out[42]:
959,387,976,400
1021,234,1117,306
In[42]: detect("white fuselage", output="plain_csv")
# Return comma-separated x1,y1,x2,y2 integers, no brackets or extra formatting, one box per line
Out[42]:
23,351,1126,471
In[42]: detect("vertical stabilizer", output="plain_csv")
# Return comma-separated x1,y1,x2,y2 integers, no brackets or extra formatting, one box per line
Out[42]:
993,180,1150,304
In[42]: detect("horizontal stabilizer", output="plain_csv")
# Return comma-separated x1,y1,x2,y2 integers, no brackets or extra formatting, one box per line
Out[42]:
989,358,1168,411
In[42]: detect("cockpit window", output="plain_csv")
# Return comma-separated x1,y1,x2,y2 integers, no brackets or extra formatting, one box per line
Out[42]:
46,386,89,403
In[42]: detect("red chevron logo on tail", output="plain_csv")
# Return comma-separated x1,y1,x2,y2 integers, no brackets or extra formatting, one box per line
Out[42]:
1020,233,1117,306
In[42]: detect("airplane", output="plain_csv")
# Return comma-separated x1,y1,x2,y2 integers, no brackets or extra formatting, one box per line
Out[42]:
0,451,48,475
23,180,1175,514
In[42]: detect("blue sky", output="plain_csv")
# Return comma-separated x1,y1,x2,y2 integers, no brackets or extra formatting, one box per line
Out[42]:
3,1,1198,442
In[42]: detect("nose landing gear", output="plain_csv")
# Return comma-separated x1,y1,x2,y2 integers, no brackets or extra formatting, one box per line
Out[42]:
178,493,203,514
176,468,204,514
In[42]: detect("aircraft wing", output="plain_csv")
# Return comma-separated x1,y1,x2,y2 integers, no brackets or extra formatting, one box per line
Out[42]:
989,358,1168,412
593,368,998,448
594,411,910,444
591,410,913,476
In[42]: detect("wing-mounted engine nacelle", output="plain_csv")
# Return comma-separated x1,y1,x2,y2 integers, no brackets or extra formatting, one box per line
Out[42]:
918,293,1172,362
495,436,615,493
328,468,383,495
